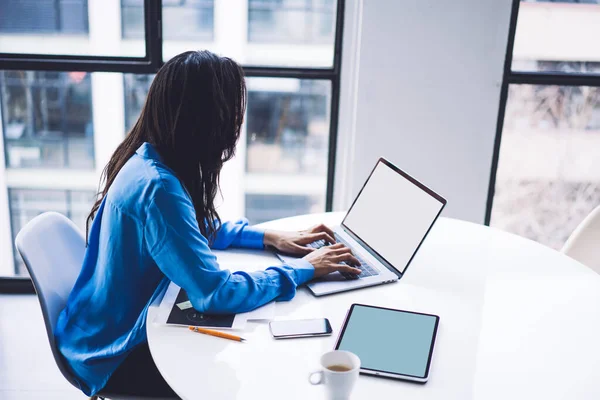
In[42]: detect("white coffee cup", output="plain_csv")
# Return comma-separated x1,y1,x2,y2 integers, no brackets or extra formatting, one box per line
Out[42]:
309,350,361,400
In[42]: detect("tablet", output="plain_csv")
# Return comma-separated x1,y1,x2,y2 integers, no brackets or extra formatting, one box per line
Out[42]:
335,304,439,383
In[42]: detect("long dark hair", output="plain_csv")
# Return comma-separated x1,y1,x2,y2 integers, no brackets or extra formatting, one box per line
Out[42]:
86,50,247,242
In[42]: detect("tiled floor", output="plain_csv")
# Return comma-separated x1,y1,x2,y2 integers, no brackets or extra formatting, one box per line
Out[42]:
0,294,85,399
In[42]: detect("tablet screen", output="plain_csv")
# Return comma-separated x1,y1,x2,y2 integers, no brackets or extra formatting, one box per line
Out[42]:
336,304,439,379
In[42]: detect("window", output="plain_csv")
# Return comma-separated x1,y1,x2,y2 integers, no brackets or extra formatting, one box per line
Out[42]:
489,1,600,250
0,1,344,288
246,79,330,176
122,0,214,41
246,193,321,224
0,0,145,57
512,0,600,73
1,71,94,169
248,0,336,44
161,0,339,67
0,0,88,34
8,189,95,275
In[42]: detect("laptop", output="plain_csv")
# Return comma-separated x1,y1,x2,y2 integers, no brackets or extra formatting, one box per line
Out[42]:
277,158,446,296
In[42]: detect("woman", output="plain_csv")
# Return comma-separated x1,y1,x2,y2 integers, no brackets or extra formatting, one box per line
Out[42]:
55,50,361,398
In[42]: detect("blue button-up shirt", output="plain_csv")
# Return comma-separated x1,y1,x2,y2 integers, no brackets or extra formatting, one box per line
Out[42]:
55,143,314,396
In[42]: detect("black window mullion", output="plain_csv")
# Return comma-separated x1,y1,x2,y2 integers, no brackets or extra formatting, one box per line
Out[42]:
243,66,335,79
485,0,521,225
508,71,600,87
0,54,156,74
325,0,345,211
146,0,163,70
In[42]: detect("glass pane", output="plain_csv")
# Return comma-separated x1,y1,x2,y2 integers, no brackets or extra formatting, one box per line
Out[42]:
0,0,145,57
0,71,123,278
490,84,600,249
123,73,154,131
512,0,600,73
161,0,337,67
9,189,95,275
1,71,95,169
246,193,322,224
245,77,330,221
248,0,335,44
246,78,330,175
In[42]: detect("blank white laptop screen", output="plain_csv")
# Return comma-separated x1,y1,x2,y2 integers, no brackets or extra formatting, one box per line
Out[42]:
342,160,445,274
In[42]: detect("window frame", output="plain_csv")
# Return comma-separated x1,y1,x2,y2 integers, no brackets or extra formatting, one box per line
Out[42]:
486,0,600,225
0,0,346,292
0,0,162,72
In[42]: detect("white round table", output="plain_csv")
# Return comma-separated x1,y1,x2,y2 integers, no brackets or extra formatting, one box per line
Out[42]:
146,213,600,400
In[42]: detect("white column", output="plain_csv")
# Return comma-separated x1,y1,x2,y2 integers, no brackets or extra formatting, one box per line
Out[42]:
211,0,248,221
213,0,248,61
91,72,126,180
88,0,124,56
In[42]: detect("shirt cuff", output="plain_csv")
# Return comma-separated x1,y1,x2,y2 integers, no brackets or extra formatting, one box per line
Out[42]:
285,258,315,286
239,226,265,249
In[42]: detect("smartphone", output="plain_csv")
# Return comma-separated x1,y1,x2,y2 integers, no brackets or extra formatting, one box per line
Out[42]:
269,318,333,339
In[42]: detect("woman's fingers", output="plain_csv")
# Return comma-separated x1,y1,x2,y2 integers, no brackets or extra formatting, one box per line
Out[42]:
310,223,336,238
290,244,314,255
330,253,361,266
331,264,362,275
295,231,333,245
328,245,355,255
310,231,335,245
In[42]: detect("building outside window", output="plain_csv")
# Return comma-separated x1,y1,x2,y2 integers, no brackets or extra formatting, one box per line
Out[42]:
245,193,320,224
121,0,215,40
246,79,330,176
0,0,89,34
123,74,153,131
0,70,94,169
248,0,335,44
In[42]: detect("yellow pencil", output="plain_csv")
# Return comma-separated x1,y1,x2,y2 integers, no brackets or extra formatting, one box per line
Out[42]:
188,326,246,342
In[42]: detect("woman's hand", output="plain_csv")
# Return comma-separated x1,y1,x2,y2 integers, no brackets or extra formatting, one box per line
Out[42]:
303,243,362,278
263,224,337,256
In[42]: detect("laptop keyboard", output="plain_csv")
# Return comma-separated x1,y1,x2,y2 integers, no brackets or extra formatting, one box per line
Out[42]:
307,234,380,280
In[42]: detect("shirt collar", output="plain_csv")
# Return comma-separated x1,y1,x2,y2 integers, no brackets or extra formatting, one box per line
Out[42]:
135,142,163,163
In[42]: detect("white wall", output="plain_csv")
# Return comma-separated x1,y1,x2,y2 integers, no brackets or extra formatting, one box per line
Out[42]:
334,0,512,224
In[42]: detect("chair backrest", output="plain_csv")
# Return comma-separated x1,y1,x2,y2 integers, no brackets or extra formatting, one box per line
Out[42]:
562,205,600,275
15,211,86,389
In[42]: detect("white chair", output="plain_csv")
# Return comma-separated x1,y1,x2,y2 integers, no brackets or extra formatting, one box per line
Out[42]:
562,205,600,275
15,212,157,400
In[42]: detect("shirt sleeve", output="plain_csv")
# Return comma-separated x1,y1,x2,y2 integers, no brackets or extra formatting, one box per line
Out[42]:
144,186,314,314
209,219,266,250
